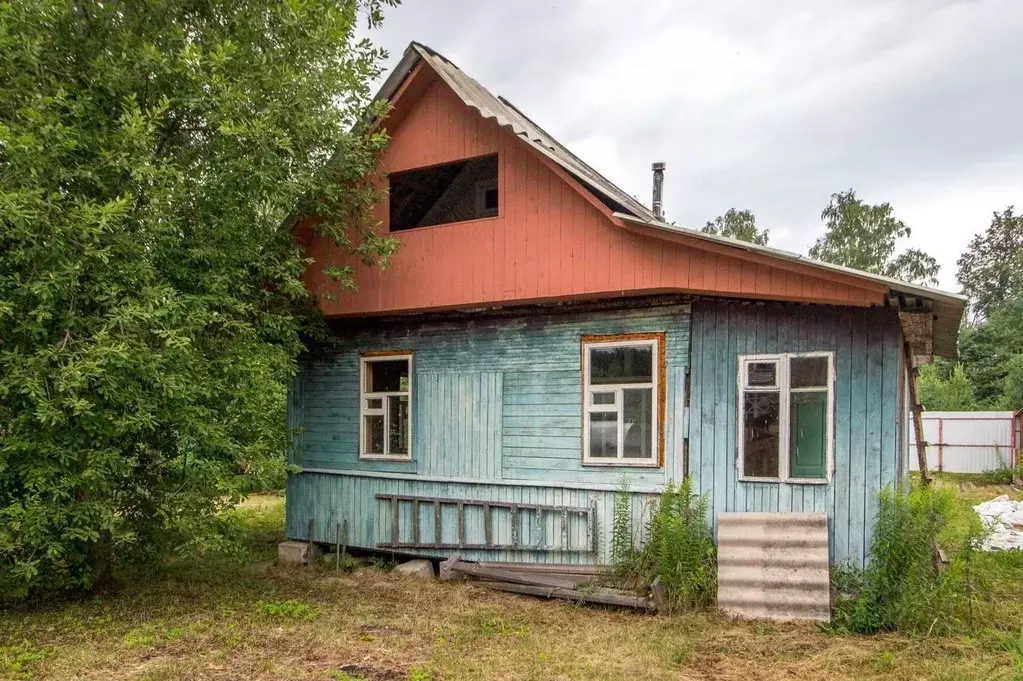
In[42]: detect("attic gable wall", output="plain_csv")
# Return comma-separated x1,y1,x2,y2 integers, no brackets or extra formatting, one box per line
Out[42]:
300,68,886,317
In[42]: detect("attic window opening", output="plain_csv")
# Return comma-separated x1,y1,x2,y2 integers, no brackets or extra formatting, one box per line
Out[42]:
389,154,499,231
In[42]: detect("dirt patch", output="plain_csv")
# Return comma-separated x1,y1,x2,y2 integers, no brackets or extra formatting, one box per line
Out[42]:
335,663,406,680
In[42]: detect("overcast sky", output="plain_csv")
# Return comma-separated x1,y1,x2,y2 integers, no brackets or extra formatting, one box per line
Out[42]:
366,0,1022,291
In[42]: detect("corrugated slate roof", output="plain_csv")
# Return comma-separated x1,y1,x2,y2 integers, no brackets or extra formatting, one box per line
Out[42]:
374,41,967,358
376,42,658,222
612,211,965,357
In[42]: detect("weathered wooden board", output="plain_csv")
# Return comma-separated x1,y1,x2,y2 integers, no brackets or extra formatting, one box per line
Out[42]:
292,303,690,489
689,301,903,569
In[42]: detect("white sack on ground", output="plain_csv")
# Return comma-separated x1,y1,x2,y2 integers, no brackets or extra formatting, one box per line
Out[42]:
973,495,1023,551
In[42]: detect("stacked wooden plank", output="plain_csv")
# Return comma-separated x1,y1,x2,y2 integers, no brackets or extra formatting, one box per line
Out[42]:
439,556,656,611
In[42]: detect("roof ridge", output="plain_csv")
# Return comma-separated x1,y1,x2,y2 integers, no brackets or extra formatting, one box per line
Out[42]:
366,41,965,358
387,42,657,222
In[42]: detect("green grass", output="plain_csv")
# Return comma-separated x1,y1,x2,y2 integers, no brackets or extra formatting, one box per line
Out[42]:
2,485,1023,680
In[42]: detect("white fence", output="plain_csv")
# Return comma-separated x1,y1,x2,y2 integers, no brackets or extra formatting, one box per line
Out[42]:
910,411,1021,474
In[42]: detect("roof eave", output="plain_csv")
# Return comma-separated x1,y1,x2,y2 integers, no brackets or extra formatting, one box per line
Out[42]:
613,212,966,304
613,212,966,359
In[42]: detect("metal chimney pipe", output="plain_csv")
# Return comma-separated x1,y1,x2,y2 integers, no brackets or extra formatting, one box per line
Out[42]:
651,161,665,220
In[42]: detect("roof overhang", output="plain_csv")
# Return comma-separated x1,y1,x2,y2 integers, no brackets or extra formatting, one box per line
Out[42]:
613,212,967,359
367,41,968,359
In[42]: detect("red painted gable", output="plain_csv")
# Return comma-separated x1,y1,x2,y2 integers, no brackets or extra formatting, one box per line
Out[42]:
300,66,887,317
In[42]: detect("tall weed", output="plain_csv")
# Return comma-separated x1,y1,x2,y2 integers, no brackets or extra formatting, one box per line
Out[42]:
609,481,635,576
833,482,986,634
610,478,716,613
977,446,1023,485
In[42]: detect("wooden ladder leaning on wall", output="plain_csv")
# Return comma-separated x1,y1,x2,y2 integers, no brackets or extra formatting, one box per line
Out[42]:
898,307,947,574
902,340,931,487
898,308,934,487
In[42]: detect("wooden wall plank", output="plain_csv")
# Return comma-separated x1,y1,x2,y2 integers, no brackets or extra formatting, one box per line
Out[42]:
295,303,689,490
712,302,733,524
301,71,887,318
700,304,718,505
863,314,885,560
833,308,853,564
880,314,899,495
688,300,903,569
847,307,868,567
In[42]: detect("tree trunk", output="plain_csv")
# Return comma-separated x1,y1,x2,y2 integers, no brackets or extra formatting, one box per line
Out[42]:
87,529,116,593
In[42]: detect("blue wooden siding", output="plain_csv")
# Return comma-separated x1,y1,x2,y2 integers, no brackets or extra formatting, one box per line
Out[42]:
293,303,690,486
287,302,690,563
286,471,661,564
416,371,503,480
688,300,903,568
288,297,903,568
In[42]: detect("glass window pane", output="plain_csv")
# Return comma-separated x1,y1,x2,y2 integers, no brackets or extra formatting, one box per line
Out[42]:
364,414,384,455
366,359,408,392
592,391,615,405
388,395,409,456
589,412,618,458
791,356,829,389
746,362,777,388
743,392,780,477
623,388,653,459
790,391,827,478
367,398,382,410
589,345,653,385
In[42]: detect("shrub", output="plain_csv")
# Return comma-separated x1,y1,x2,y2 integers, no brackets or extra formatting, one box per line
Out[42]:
610,478,717,613
833,483,986,634
0,0,397,600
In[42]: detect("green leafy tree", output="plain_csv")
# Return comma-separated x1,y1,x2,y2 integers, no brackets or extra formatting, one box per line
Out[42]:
809,190,939,285
958,299,1023,407
918,362,977,411
956,206,1023,322
998,355,1023,412
0,0,398,599
701,208,769,245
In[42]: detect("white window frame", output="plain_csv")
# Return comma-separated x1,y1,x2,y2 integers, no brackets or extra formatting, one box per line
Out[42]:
737,352,834,484
582,337,660,467
474,178,498,218
359,352,413,461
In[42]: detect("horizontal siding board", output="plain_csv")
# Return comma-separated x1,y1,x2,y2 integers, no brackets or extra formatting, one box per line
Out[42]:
503,415,584,429
293,303,689,486
503,397,582,411
503,371,581,387
502,435,580,450
503,427,583,438
285,471,663,564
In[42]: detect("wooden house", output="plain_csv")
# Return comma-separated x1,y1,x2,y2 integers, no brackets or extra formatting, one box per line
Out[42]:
285,42,966,574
